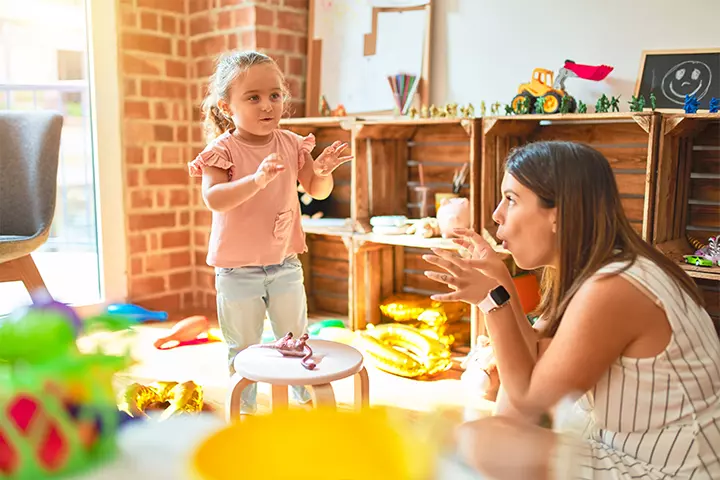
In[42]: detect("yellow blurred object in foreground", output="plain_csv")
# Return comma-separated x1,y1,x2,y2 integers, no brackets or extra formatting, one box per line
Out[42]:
191,407,442,480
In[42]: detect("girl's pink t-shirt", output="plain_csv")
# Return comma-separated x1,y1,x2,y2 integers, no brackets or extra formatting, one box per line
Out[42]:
188,129,315,268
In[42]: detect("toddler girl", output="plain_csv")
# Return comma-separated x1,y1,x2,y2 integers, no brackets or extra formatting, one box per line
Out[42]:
188,50,352,414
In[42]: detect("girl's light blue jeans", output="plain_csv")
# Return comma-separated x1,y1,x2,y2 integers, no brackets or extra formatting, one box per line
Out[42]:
215,254,312,414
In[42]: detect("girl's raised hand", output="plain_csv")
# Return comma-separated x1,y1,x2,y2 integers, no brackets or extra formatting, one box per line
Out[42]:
313,141,354,176
253,153,286,189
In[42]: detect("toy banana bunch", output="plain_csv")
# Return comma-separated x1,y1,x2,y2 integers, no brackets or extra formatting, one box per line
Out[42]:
355,324,452,379
118,380,205,421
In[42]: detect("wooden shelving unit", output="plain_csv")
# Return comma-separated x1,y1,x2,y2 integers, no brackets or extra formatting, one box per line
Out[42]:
654,113,720,325
284,111,719,344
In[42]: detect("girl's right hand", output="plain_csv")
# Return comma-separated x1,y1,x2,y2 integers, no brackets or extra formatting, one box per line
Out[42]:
253,153,286,189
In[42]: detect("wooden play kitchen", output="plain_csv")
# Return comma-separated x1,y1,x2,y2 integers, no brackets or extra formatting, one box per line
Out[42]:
283,111,720,347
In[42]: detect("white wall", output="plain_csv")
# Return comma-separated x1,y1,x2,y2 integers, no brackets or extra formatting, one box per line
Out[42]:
430,0,720,112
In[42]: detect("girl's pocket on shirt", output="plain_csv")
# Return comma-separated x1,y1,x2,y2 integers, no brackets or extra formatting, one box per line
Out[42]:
273,210,293,240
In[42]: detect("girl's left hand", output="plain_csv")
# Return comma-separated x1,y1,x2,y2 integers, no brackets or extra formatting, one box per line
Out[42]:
313,141,354,176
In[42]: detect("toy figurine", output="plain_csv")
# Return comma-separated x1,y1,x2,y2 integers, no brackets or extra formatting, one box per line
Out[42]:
629,95,645,112
684,94,699,114
466,103,475,117
649,92,657,111
534,96,546,114
595,94,610,113
709,97,719,113
559,95,571,114
504,105,514,115
445,103,458,118
421,105,429,118
479,101,486,116
610,95,621,112
577,101,587,114
320,95,332,116
408,106,419,119
331,104,346,116
429,104,441,118
490,102,501,115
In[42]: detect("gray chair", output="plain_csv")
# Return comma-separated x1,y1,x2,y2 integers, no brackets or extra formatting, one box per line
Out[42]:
0,110,63,298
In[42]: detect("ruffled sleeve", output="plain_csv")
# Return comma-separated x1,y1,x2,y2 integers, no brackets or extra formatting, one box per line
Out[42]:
188,141,235,180
297,133,316,170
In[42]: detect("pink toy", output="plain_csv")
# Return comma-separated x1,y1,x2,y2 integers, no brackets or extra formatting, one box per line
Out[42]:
436,197,470,238
249,332,316,370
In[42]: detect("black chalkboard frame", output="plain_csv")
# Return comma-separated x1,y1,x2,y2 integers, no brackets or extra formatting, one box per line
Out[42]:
634,48,720,112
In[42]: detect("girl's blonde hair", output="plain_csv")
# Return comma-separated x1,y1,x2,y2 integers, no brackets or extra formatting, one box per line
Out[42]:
201,50,288,143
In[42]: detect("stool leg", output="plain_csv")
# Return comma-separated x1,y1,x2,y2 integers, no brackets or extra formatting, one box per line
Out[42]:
308,384,336,409
226,374,255,423
354,367,369,410
271,384,289,411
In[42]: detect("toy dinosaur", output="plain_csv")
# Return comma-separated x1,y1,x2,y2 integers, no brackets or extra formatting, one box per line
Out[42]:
709,97,719,114
250,332,316,370
684,94,700,114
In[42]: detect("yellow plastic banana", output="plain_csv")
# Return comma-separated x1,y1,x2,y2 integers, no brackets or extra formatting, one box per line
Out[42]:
365,323,451,360
354,334,427,378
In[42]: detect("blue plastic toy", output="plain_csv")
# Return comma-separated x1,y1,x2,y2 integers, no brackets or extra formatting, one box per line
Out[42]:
709,97,719,114
683,94,700,114
106,303,168,322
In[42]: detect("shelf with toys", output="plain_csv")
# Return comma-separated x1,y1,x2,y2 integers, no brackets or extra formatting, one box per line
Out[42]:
652,113,720,323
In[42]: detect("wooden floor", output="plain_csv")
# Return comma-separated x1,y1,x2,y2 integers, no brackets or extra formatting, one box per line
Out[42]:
78,311,495,419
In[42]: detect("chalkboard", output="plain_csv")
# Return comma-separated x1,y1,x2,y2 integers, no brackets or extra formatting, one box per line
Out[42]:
635,49,720,110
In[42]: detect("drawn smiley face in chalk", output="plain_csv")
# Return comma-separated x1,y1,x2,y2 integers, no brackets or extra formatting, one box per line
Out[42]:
661,61,712,105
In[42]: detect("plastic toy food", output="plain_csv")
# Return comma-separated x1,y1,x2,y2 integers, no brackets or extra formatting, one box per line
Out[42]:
154,315,209,349
118,381,205,421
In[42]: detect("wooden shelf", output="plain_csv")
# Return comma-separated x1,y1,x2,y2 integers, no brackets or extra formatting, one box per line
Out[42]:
679,263,720,281
280,116,356,128
357,233,460,250
301,218,355,237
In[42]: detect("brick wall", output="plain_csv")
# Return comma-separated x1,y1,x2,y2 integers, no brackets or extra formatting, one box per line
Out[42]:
118,0,309,312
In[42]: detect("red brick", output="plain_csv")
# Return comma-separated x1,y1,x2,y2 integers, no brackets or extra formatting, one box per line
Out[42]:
195,58,214,78
131,190,154,209
189,0,211,14
294,35,307,54
277,11,306,31
128,213,176,231
195,251,208,268
140,11,158,30
137,293,182,312
161,15,177,34
180,211,191,226
169,271,192,290
124,79,137,97
240,29,255,49
154,125,174,142
127,169,140,187
122,32,172,55
148,146,158,163
150,233,159,250
190,15,211,36
288,57,303,76
125,146,144,165
255,29,271,49
283,0,308,9
137,0,185,13
156,191,167,207
255,6,274,27
194,231,208,246
286,76,301,98
130,276,166,296
125,121,155,143
120,9,137,28
123,54,162,76
125,100,150,119
219,0,247,6
183,291,194,307
161,146,183,164
145,167,187,185
191,35,227,57
178,39,188,57
141,80,186,99
234,7,255,28
131,257,143,275
178,126,189,143
166,59,186,78
162,230,190,249
155,103,168,120
128,234,147,254
194,210,211,227
170,189,190,206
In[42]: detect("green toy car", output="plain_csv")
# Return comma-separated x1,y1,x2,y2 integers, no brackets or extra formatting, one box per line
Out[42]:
683,255,714,267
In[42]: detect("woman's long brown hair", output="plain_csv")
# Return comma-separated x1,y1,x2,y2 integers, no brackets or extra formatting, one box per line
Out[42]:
504,141,704,337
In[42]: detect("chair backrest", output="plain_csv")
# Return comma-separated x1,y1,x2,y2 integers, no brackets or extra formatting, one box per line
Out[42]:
0,111,64,238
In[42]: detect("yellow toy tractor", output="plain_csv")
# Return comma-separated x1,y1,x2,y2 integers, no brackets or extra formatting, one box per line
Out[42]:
511,60,613,114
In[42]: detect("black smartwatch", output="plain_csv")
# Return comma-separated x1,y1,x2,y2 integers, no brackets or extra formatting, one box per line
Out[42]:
478,285,511,314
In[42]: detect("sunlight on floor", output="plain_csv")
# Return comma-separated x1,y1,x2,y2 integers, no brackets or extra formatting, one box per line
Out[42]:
0,251,100,314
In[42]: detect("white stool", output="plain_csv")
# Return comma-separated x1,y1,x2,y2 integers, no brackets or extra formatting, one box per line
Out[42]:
225,339,369,422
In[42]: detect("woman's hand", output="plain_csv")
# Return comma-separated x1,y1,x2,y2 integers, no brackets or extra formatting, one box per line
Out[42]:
422,228,510,304
254,153,286,189
313,141,353,176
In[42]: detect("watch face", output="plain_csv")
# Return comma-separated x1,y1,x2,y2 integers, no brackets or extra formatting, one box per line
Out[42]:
490,285,511,305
